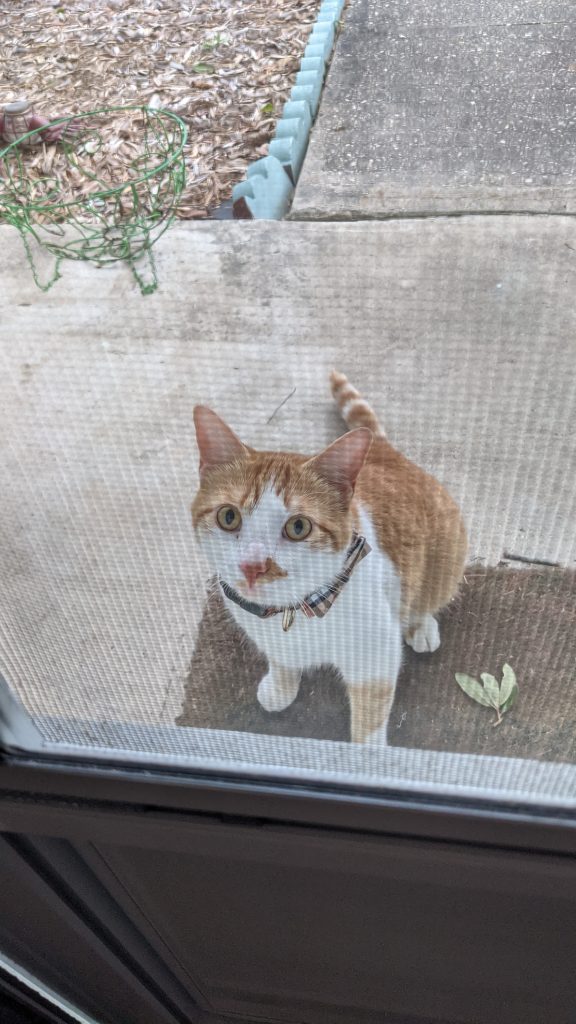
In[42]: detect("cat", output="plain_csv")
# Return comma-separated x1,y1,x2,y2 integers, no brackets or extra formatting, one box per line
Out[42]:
191,371,467,743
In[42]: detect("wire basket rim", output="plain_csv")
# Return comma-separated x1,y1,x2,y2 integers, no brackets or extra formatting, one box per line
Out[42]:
0,104,188,212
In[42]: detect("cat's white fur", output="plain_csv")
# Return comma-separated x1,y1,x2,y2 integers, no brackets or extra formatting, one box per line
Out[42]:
200,487,406,732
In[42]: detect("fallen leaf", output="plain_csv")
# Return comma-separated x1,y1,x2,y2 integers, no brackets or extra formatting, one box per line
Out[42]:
455,674,493,708
480,672,501,708
191,62,216,75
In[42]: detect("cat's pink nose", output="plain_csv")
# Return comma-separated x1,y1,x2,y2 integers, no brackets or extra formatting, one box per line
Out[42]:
240,559,269,587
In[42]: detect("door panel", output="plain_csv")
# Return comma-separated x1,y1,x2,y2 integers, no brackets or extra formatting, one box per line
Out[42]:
73,817,576,1024
1,762,575,1024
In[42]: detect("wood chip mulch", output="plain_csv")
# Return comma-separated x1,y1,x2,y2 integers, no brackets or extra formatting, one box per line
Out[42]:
0,0,322,218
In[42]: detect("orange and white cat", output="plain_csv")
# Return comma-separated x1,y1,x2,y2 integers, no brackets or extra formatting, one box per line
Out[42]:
192,372,467,743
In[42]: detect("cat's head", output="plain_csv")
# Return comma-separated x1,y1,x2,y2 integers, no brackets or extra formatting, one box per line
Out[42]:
192,406,372,606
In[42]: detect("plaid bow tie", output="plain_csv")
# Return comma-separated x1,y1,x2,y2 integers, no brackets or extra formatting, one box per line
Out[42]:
219,531,371,632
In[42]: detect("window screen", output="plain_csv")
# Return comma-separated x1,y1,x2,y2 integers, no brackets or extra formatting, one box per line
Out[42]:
1,0,575,812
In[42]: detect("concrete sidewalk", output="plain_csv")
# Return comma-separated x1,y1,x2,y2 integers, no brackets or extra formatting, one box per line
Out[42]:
1,218,575,732
292,0,576,218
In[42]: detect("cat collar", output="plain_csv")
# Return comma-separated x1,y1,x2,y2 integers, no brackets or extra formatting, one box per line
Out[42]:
219,531,371,632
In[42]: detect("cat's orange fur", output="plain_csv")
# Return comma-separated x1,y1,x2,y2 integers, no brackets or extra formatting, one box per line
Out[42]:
192,372,467,742
330,371,468,623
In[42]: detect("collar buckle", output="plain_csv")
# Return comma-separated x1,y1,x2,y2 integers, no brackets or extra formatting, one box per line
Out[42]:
282,607,296,632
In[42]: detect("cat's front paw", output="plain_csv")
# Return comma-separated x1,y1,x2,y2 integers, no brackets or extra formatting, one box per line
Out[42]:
405,614,440,654
257,668,301,713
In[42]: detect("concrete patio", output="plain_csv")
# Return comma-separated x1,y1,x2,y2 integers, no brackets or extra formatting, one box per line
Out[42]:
1,0,576,768
1,217,575,761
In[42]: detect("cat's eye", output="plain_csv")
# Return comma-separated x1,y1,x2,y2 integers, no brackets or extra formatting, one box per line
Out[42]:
216,505,242,532
284,515,313,542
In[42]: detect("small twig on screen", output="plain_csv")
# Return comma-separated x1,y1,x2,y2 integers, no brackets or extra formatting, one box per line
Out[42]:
266,386,296,424
503,551,560,568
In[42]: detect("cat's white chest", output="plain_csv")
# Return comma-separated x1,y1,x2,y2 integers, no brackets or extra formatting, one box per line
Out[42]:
225,509,402,684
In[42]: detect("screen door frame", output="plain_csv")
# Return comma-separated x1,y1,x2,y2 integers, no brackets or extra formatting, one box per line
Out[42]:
1,672,576,1024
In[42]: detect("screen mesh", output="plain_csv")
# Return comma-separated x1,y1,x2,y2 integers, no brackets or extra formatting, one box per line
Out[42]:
1,214,575,806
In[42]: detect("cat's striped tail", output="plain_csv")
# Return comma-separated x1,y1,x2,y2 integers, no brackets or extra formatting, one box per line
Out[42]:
330,371,384,436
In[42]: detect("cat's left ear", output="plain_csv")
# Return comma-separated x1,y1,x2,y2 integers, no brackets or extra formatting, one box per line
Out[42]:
193,406,249,477
305,428,372,501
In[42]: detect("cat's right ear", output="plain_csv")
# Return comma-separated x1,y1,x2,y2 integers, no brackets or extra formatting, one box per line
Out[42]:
193,406,248,477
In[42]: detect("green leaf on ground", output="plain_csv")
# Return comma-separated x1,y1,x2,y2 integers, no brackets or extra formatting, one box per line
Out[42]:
191,62,216,75
261,102,275,115
455,665,519,723
455,674,493,707
499,663,517,706
499,688,518,714
480,672,501,708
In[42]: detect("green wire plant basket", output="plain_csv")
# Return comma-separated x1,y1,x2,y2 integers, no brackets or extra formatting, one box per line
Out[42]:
0,105,187,294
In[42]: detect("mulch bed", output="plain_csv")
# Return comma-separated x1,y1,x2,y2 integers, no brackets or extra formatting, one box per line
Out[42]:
179,567,576,763
0,0,322,217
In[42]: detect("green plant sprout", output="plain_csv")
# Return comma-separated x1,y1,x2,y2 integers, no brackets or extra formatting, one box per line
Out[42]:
202,32,232,50
455,663,518,726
